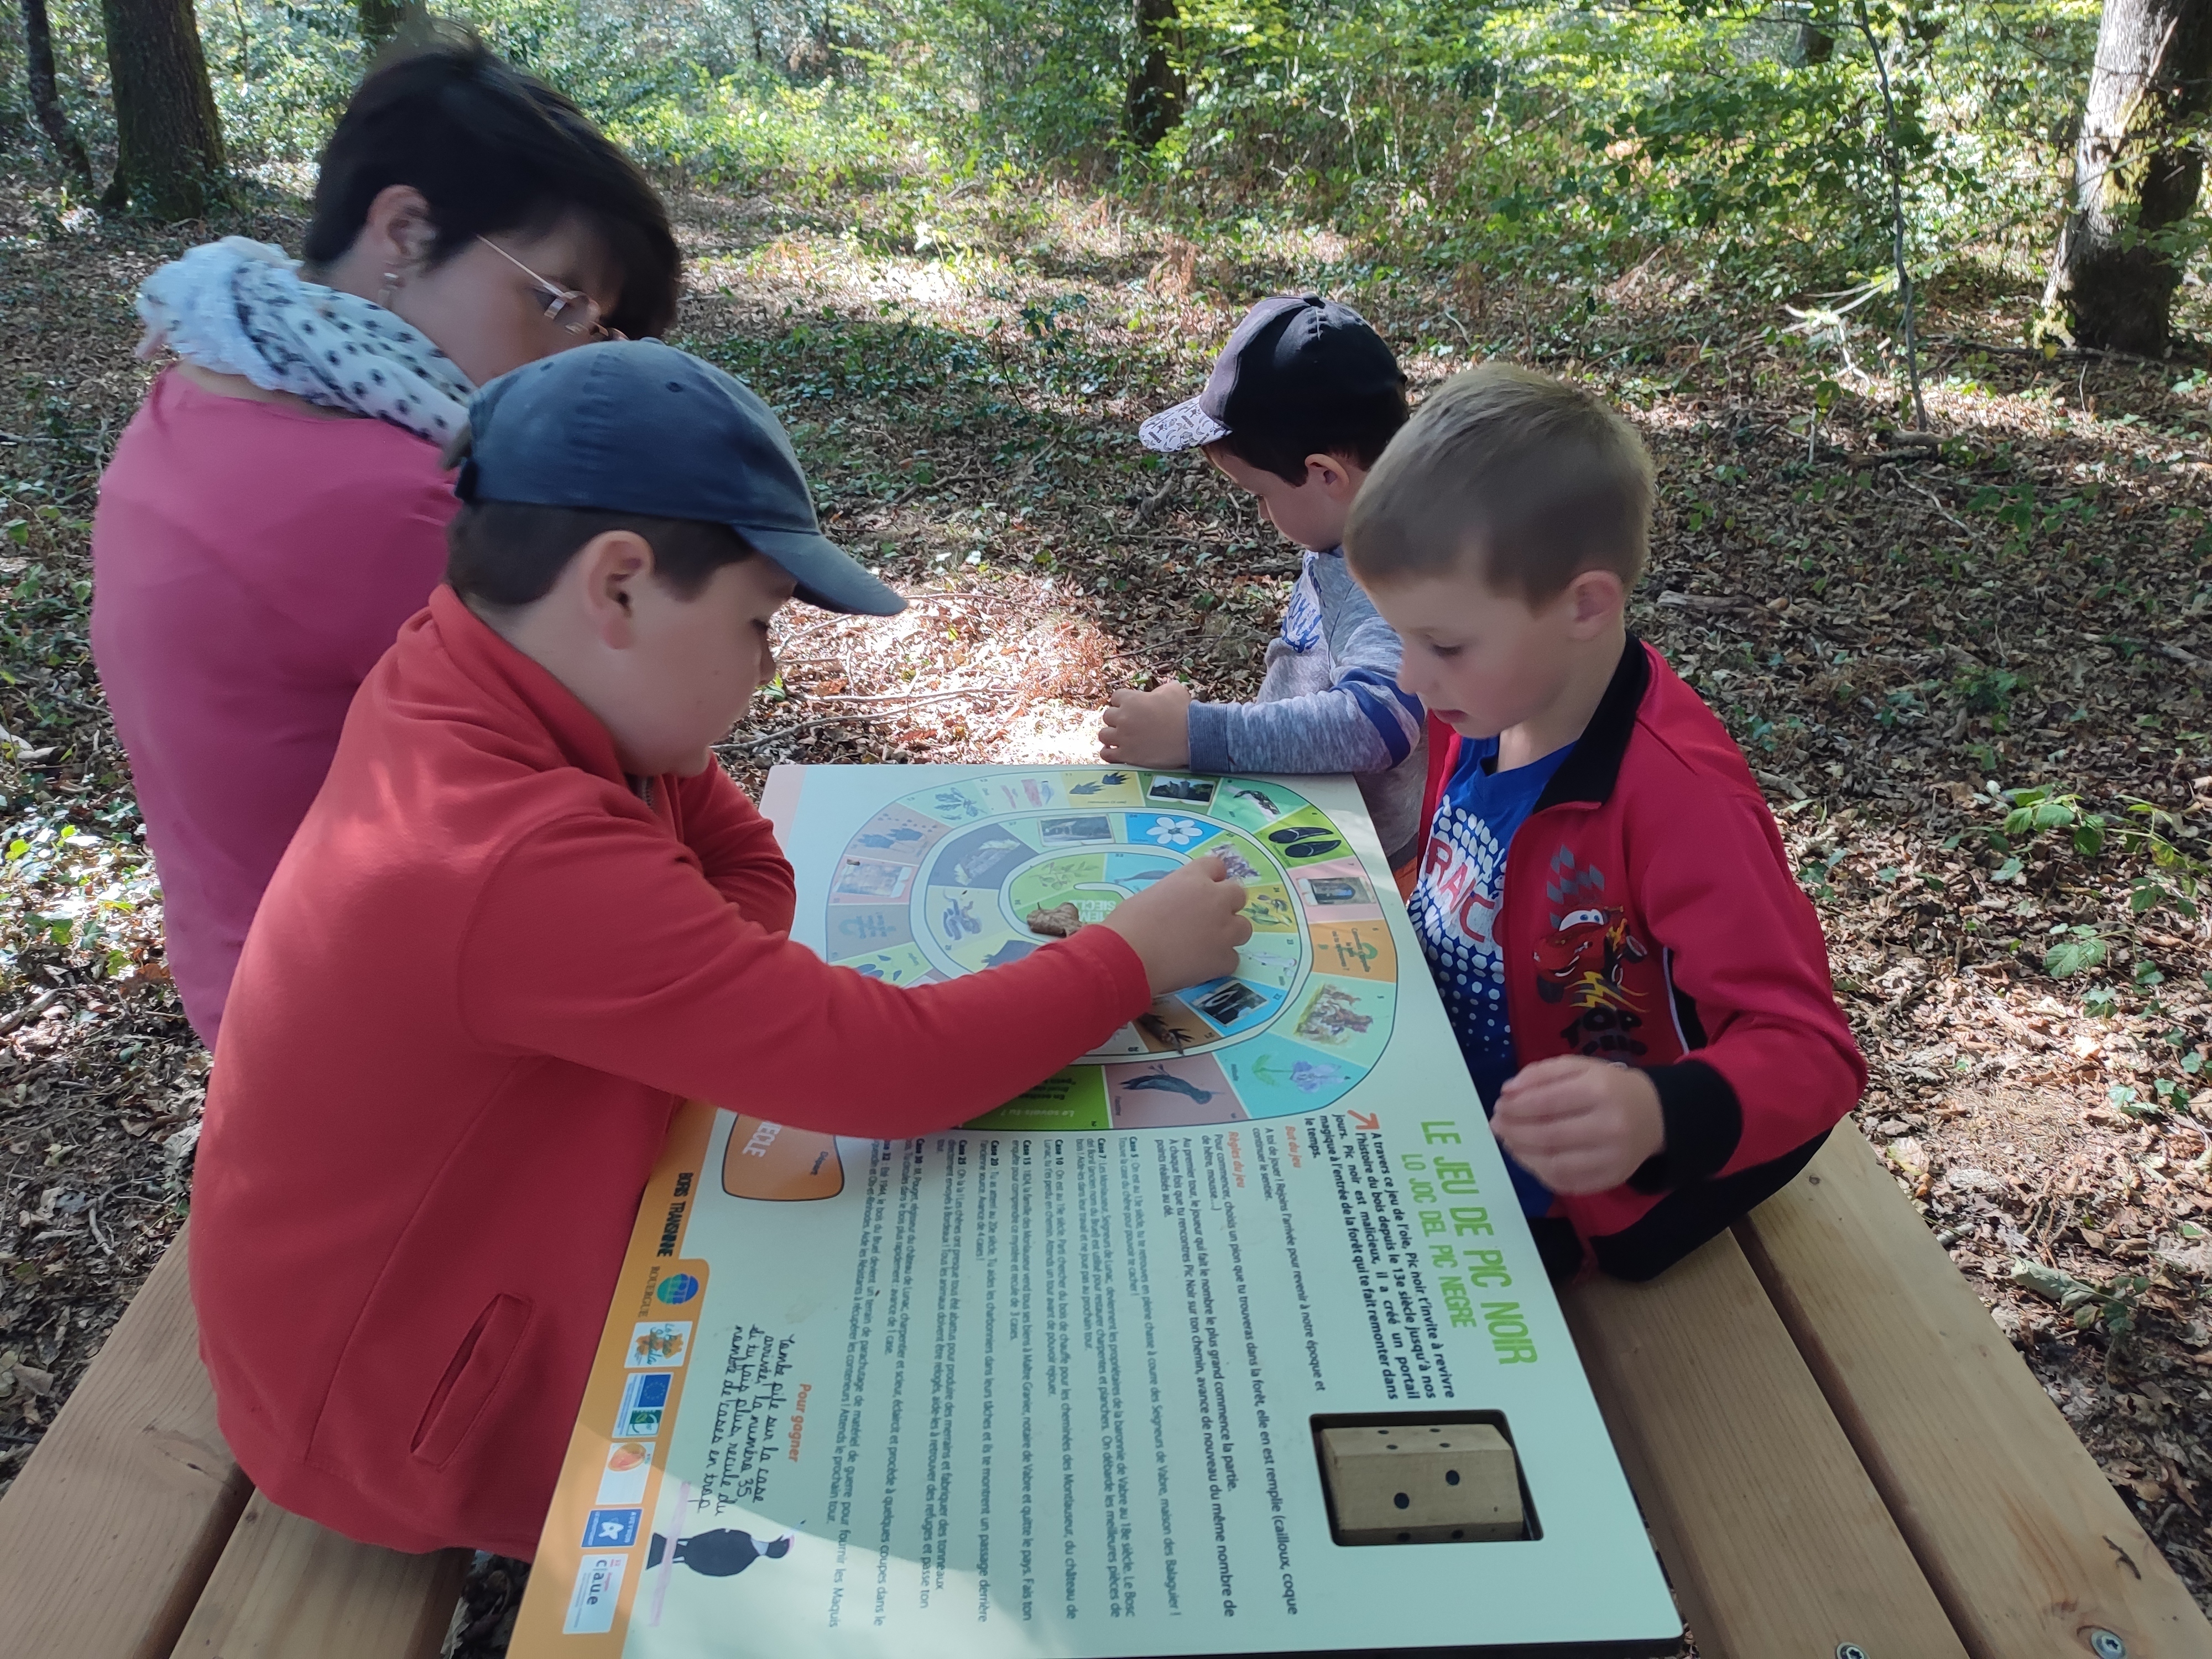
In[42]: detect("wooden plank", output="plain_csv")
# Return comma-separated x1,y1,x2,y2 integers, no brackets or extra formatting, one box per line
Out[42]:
170,1491,469,1659
1562,1229,1970,1659
0,1224,250,1659
1737,1130,2212,1659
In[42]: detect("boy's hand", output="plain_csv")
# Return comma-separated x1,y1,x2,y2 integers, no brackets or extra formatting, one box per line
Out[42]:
1491,1056,1665,1196
1101,855,1251,994
1099,682,1194,768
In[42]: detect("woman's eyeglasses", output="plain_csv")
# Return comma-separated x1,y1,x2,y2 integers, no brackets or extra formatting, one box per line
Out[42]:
479,237,624,341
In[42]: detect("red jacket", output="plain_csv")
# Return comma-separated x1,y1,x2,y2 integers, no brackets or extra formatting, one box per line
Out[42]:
191,587,1151,1558
1415,636,1864,1279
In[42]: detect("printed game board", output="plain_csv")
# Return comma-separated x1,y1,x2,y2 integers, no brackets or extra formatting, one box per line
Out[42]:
820,768,1396,1128
511,767,1681,1658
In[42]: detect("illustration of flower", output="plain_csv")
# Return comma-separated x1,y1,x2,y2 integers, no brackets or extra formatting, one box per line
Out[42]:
1147,816,1206,847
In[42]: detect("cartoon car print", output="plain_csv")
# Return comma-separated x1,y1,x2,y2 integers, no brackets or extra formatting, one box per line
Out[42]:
1533,906,1647,1004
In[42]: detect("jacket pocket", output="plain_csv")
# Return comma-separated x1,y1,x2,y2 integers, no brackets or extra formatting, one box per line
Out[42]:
411,1292,531,1468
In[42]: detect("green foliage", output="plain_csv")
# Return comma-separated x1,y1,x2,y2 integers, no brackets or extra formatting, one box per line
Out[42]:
0,0,2120,315
2042,924,2105,979
1997,785,2106,856
2010,1257,2149,1345
0,807,161,983
1989,784,2206,926
1108,0,2100,299
1979,785,2206,1018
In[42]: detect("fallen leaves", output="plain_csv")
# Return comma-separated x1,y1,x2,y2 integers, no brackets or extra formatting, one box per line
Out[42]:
2,158,2210,1605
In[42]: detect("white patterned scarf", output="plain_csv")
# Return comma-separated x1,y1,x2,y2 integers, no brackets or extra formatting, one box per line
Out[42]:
134,236,474,445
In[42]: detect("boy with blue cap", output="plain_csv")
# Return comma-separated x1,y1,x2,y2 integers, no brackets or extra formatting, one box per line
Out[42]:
189,340,1251,1558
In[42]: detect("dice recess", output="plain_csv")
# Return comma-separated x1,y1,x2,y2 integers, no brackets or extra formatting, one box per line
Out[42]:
1318,1422,1525,1543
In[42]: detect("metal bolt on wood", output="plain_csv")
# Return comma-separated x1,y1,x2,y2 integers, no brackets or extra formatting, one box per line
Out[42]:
1837,1644,1869,1659
2086,1631,2127,1659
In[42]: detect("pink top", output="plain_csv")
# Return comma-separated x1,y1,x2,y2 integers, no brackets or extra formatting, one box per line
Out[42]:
92,369,459,1044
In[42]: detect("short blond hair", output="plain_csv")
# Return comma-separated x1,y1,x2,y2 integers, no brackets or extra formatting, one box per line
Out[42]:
1344,363,1654,601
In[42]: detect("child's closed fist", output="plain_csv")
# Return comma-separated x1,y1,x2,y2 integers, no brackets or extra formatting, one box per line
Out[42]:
1101,854,1251,994
1491,1056,1665,1196
1099,682,1194,769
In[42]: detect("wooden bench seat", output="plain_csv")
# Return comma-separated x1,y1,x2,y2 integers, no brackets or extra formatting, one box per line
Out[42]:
1738,1131,2210,1658
0,1225,467,1659
1,1133,2205,1658
1564,1130,2212,1659
1564,1225,1969,1658
170,1491,467,1658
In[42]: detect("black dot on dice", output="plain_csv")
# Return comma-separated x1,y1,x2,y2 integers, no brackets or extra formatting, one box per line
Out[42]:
1393,1491,1410,1509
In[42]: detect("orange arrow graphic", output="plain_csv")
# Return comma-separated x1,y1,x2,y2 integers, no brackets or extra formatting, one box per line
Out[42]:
1348,1110,1380,1131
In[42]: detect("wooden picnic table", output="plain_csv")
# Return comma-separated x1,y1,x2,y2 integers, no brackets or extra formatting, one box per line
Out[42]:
0,1127,2204,1659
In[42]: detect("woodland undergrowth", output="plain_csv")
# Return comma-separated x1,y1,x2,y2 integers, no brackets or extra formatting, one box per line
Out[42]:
2,156,2209,1636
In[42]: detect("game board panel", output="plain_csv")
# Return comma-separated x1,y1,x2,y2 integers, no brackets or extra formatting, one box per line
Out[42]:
515,768,1680,1659
813,769,1401,1122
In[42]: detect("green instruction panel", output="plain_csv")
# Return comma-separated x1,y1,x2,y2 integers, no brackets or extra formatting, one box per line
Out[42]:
513,766,1680,1657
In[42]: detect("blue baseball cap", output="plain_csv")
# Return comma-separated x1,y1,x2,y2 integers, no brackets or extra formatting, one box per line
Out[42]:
454,340,904,617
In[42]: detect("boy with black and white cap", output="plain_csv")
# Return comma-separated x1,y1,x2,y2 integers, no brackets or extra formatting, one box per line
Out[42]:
189,340,1252,1559
1099,294,1427,870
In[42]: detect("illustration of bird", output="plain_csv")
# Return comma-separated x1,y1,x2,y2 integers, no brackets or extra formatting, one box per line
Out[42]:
1121,1071,1215,1104
1136,1011,1196,1052
1228,784,1280,813
645,1529,795,1578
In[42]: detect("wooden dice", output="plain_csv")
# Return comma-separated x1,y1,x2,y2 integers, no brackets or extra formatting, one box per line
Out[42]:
1319,1422,1526,1543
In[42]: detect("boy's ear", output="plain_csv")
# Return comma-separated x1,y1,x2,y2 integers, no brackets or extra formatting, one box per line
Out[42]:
1563,567,1627,636
1305,453,1365,500
575,529,657,648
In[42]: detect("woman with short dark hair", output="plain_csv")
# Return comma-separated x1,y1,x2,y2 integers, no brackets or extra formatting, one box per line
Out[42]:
92,32,680,1045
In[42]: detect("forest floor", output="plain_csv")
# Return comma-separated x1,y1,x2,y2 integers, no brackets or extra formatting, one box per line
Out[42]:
3,154,2211,1641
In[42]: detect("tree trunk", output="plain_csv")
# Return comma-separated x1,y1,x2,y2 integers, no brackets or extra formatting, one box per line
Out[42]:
357,0,407,46
1125,0,1184,149
98,0,226,218
2044,0,2212,354
19,0,95,186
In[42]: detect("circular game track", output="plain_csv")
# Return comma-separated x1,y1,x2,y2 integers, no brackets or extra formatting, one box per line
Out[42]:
823,769,1399,1129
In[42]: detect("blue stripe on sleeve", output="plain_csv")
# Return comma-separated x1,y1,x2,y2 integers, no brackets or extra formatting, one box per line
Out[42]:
1337,666,1423,765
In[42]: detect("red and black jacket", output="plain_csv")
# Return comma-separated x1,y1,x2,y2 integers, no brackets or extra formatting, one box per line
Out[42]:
1414,635,1866,1281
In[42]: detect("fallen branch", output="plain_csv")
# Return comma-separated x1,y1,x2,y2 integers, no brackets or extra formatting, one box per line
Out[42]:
1846,446,1943,469
0,988,64,1039
790,687,1016,706
1927,334,2193,371
1656,590,1755,613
